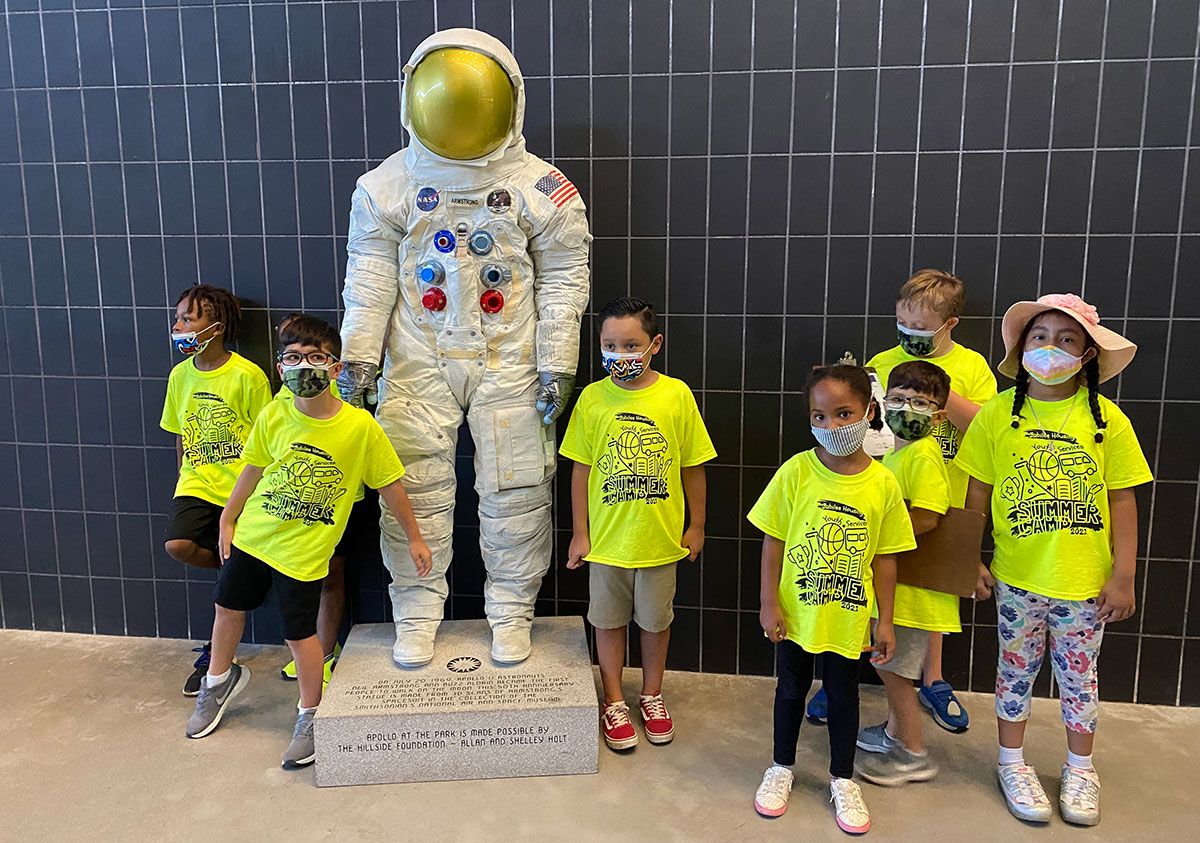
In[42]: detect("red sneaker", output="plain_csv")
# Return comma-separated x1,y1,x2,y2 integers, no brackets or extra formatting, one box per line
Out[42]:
601,701,638,750
639,694,675,744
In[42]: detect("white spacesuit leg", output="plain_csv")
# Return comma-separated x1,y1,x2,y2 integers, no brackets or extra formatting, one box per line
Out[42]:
466,383,555,664
377,384,463,668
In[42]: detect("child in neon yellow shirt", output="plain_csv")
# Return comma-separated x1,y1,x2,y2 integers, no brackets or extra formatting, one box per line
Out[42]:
854,361,956,788
560,297,716,752
160,285,271,695
863,268,996,733
958,294,1151,827
184,315,432,770
749,364,916,834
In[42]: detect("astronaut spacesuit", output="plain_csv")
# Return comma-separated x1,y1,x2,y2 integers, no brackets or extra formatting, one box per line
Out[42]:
338,29,591,667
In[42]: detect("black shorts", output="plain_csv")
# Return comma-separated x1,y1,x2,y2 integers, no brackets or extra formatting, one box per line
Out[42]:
214,546,323,640
165,496,221,552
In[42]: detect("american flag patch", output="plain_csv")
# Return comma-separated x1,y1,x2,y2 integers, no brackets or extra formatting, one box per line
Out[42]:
534,169,579,207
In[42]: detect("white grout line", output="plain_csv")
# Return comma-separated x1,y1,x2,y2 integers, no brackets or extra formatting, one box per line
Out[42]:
1034,0,1066,297
1171,2,1200,708
1129,1,1163,704
906,0,928,273
1078,0,1112,299
861,0,884,362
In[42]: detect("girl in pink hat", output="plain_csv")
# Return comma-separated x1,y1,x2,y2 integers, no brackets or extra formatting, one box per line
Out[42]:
955,294,1152,827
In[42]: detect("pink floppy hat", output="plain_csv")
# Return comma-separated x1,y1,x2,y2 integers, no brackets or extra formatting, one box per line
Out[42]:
998,293,1136,384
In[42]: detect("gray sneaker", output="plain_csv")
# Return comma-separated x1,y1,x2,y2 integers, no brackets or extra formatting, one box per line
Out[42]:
186,663,251,739
282,708,316,769
856,722,899,754
856,744,939,786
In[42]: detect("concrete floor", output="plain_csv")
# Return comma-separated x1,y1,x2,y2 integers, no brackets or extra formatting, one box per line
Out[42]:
1,631,1196,842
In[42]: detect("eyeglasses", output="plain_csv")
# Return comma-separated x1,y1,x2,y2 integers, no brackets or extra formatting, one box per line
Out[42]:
278,350,338,367
883,395,938,412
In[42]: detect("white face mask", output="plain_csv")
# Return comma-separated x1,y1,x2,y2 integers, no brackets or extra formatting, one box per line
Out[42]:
811,413,870,457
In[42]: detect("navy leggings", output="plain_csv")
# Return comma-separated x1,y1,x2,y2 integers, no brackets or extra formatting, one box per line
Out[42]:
773,640,860,778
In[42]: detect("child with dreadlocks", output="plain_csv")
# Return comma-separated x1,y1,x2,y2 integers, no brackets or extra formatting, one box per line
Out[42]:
956,294,1151,828
161,285,272,695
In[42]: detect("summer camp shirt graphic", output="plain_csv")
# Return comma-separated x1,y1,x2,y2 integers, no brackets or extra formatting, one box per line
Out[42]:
258,442,348,527
596,412,672,507
181,394,246,469
787,500,871,613
1001,430,1103,539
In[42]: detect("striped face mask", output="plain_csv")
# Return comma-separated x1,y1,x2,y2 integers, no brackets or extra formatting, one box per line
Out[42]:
811,413,870,457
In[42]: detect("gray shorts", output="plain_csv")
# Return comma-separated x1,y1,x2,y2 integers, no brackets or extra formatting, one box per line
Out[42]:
587,561,678,633
874,624,931,681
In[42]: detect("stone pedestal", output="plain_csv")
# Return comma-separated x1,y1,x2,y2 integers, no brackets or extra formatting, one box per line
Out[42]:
313,617,599,786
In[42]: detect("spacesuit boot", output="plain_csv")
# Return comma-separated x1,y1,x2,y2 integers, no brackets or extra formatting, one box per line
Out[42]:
490,624,532,665
392,612,439,667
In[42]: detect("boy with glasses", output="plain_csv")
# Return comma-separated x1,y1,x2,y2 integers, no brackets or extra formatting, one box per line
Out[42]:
185,315,431,769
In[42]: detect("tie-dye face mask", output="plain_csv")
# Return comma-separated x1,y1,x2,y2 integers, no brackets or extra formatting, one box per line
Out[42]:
1022,345,1083,385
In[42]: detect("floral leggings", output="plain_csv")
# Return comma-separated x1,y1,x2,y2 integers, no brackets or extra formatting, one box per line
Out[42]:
995,580,1104,734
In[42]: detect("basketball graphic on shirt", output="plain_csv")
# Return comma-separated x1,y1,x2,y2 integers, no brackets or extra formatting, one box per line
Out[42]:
1026,449,1060,483
285,459,314,486
614,429,642,461
814,522,845,557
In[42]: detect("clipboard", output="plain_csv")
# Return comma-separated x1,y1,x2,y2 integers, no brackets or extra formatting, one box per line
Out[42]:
896,508,987,598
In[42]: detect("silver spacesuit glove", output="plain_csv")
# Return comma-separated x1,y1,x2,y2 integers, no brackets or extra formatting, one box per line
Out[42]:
336,360,379,408
536,372,575,425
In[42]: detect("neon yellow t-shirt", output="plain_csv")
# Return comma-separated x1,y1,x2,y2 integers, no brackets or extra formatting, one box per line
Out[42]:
956,387,1152,601
868,342,997,505
234,400,405,581
881,435,961,633
274,384,365,501
559,374,717,568
159,353,272,507
747,450,917,659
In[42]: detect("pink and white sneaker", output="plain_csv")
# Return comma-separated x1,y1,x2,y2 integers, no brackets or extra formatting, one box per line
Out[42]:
601,701,638,750
830,777,871,834
754,765,794,817
639,693,675,744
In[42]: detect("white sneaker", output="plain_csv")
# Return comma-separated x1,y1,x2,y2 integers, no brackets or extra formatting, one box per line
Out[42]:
1059,764,1101,826
829,777,871,834
754,765,794,817
997,764,1052,822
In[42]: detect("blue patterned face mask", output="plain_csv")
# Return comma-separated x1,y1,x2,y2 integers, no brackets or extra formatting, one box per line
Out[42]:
601,348,649,381
171,322,221,355
811,413,870,457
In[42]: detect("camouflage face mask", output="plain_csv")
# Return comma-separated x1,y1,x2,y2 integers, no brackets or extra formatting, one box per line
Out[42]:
884,407,934,441
281,365,331,398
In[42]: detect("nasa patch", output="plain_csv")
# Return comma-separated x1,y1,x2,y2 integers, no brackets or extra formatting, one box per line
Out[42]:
416,187,439,212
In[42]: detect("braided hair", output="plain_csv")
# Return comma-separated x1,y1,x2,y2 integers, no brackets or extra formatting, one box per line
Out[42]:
1083,354,1107,443
175,285,242,343
1010,315,1106,442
